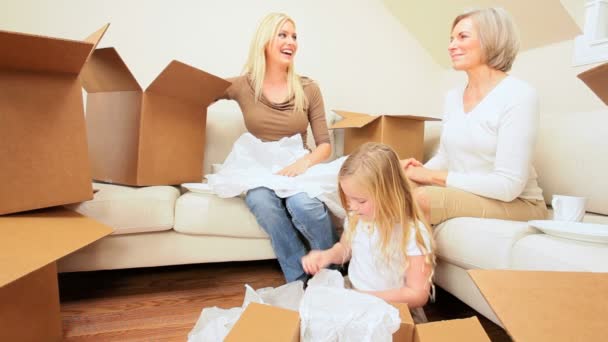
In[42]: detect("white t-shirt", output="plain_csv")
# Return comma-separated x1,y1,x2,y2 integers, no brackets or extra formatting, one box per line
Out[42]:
425,76,544,202
347,218,432,292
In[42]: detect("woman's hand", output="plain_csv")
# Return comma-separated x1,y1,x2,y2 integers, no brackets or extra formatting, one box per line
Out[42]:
400,158,423,171
405,166,432,185
302,250,331,275
277,158,311,177
405,166,448,187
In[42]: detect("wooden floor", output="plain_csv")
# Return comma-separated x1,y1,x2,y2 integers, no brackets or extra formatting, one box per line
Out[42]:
59,260,510,341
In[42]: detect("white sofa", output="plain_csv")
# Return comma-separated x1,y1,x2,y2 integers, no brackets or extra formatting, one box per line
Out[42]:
59,109,608,325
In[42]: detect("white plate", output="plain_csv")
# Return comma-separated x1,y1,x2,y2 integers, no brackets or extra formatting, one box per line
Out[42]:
181,183,213,194
528,220,608,244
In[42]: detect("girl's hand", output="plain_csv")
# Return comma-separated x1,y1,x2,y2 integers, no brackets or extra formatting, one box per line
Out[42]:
400,158,422,171
302,250,330,275
277,158,312,177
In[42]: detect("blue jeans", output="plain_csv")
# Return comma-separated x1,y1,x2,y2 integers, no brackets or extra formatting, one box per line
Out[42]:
245,187,337,282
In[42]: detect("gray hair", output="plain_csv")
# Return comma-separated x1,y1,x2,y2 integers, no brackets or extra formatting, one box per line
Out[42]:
452,7,520,72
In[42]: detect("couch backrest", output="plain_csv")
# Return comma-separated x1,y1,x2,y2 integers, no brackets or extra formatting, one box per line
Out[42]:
204,111,248,175
205,110,607,216
423,110,608,215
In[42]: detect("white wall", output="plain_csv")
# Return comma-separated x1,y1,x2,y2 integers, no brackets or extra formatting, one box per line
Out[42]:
1,0,443,118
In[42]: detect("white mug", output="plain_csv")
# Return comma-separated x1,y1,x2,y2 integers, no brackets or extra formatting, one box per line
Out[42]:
551,195,586,222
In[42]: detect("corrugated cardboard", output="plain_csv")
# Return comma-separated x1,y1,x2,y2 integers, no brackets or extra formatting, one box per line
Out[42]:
0,207,113,341
392,302,416,341
469,269,608,342
577,62,608,106
224,302,300,342
0,263,62,342
225,301,488,342
391,302,489,342
0,25,108,215
413,317,490,342
81,46,231,186
331,110,440,160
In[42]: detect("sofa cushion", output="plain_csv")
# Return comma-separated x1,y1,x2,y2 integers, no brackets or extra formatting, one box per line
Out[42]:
66,183,179,235
511,234,608,272
434,217,539,269
174,192,268,238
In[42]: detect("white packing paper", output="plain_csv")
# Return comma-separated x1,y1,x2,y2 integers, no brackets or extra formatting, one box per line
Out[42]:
299,286,401,342
188,271,400,342
183,133,346,219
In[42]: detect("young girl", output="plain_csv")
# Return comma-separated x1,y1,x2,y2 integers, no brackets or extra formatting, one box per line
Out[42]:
302,142,435,320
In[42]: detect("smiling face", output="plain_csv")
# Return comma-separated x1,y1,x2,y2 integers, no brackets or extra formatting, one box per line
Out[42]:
265,20,298,69
448,17,484,71
340,176,375,222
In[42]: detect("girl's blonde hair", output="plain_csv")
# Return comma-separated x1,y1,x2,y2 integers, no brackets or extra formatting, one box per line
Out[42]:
243,12,307,113
452,7,520,72
338,143,436,281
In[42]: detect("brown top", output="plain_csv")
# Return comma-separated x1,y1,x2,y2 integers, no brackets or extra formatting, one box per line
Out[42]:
220,75,330,149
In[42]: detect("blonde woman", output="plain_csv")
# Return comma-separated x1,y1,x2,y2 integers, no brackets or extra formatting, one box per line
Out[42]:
402,8,548,225
302,142,435,321
218,13,336,282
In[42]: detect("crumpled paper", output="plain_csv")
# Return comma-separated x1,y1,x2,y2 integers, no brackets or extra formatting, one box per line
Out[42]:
187,281,304,342
188,270,401,342
183,133,346,219
299,286,401,342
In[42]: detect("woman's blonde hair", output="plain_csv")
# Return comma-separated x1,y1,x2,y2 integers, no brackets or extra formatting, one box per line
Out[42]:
338,142,436,281
453,7,520,72
243,12,306,113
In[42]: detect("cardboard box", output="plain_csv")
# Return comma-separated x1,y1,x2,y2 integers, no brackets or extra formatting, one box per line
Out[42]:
210,270,608,341
469,269,608,341
225,302,300,342
331,110,440,160
0,25,108,215
224,301,488,342
577,62,608,105
80,46,231,186
0,207,113,341
393,302,489,342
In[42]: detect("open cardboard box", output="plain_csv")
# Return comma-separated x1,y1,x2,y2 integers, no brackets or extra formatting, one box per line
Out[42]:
223,269,608,341
80,43,231,186
0,24,108,215
0,207,113,341
330,110,440,160
469,269,608,341
224,301,489,342
577,61,608,105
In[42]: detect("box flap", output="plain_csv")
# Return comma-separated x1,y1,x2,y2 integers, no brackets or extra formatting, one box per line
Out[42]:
224,302,299,342
83,23,110,54
0,30,93,74
0,207,113,287
391,302,415,342
386,114,440,122
81,47,141,92
577,62,608,106
414,317,490,342
145,60,230,107
469,270,608,341
331,110,381,128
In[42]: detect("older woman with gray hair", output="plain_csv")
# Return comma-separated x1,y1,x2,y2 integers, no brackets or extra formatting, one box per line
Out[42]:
401,7,548,225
